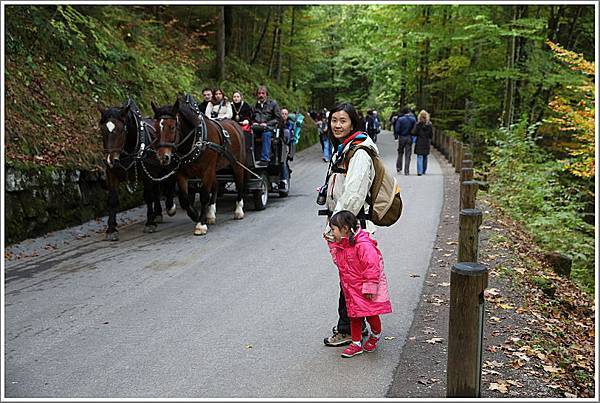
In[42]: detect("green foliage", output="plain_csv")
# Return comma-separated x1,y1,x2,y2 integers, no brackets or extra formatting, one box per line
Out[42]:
487,119,594,292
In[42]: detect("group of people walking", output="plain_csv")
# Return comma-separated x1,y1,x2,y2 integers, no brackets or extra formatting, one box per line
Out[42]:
393,107,433,176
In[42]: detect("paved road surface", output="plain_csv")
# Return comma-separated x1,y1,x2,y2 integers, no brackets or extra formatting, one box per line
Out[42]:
4,131,444,398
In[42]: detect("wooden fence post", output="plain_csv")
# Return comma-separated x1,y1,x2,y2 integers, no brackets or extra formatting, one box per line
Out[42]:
458,208,483,262
460,180,479,210
447,261,488,397
455,141,463,173
460,167,474,183
444,134,450,160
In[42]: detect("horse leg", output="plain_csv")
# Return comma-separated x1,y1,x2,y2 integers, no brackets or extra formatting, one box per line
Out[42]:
233,165,245,220
193,187,210,235
165,178,177,217
206,182,218,225
154,182,164,224
176,174,203,235
143,182,158,233
105,172,120,241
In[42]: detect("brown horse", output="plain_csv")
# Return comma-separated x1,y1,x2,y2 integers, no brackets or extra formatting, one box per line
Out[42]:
152,94,246,235
99,99,176,240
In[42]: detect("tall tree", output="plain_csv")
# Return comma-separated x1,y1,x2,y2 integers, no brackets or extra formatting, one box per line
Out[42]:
216,6,225,81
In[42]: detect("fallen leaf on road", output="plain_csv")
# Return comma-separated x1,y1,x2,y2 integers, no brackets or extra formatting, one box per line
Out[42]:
409,273,420,278
542,365,562,373
482,369,502,376
564,392,577,398
484,360,504,368
438,282,450,287
245,344,253,349
506,379,523,387
424,337,444,344
489,382,509,393
418,378,440,385
384,336,396,340
546,384,561,389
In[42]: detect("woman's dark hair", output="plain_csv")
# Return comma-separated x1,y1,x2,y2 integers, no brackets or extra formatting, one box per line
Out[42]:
327,103,361,149
329,210,360,245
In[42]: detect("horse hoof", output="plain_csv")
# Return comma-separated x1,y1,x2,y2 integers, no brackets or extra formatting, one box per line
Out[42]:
143,225,157,233
167,206,177,216
155,215,163,224
207,217,216,225
234,212,244,220
105,232,119,241
194,224,208,236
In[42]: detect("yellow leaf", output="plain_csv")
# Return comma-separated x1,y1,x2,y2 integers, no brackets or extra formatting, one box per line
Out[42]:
489,382,509,394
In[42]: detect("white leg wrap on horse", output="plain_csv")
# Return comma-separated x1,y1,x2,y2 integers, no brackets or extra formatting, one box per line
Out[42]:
194,223,208,236
167,204,177,216
234,200,244,220
207,204,217,225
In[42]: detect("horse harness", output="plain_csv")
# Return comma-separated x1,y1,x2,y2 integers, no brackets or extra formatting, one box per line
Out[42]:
145,94,239,182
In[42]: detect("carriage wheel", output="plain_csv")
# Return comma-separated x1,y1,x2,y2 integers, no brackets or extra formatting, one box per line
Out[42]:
253,173,269,211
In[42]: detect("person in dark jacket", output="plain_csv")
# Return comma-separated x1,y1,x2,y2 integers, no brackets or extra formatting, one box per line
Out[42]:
414,110,433,176
394,107,416,175
199,87,213,116
251,85,281,166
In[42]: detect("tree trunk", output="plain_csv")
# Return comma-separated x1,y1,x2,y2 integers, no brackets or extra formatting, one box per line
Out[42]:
251,8,271,65
216,6,225,82
565,6,583,49
267,6,281,77
502,6,519,127
400,35,407,107
224,6,233,56
286,6,296,89
274,6,283,81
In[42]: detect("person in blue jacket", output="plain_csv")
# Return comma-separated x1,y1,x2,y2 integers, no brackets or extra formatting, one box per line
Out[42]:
394,107,416,175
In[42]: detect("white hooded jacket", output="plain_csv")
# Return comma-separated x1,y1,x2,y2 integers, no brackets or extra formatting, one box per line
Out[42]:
325,134,378,233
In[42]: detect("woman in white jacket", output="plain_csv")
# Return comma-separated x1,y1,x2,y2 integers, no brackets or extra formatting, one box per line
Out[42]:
321,102,377,347
205,88,233,120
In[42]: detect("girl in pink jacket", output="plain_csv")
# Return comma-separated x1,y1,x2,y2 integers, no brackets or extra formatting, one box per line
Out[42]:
327,210,392,358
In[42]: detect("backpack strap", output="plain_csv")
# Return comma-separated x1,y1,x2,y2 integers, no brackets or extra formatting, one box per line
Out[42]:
343,144,384,222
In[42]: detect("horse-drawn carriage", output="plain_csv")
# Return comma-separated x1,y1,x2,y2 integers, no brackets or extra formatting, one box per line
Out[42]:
100,93,297,237
212,120,292,210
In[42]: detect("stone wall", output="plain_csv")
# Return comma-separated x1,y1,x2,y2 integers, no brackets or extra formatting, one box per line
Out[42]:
4,167,143,244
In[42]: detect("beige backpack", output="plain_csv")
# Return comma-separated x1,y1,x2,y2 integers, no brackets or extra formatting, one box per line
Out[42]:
345,145,403,226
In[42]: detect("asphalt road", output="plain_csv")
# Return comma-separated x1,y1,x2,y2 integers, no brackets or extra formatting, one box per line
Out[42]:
4,130,444,398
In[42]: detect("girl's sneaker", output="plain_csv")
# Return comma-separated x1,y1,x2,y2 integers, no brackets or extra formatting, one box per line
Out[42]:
341,343,363,358
363,336,379,353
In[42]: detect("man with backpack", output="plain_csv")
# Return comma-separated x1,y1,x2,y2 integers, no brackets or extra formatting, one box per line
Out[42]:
319,103,402,348
394,107,416,175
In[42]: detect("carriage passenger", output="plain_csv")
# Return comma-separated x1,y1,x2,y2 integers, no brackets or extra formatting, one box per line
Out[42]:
231,91,253,133
199,87,213,116
205,88,233,120
251,85,281,167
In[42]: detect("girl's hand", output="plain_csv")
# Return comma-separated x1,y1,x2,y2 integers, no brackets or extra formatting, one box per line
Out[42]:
364,293,374,300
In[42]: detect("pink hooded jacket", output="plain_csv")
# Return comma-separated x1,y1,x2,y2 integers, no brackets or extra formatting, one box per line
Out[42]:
328,229,392,318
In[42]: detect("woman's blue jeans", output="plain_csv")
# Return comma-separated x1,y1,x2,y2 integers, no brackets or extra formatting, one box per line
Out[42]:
323,137,332,161
417,154,428,175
